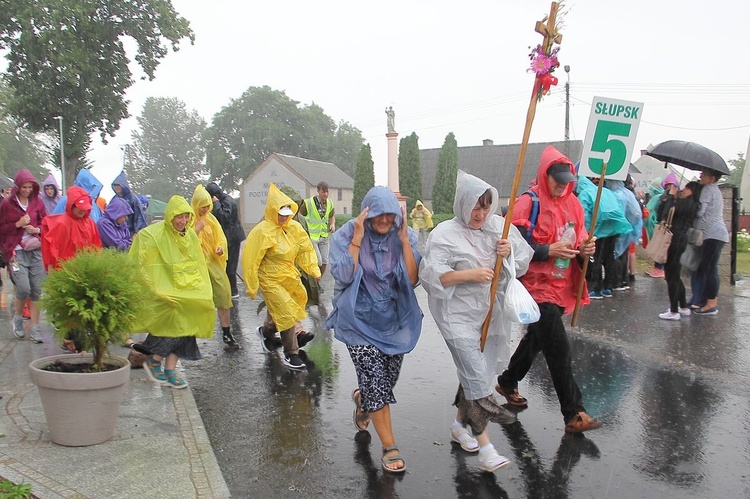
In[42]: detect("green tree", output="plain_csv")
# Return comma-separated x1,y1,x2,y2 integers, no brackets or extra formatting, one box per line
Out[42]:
352,144,374,216
0,80,49,181
724,152,745,187
331,121,365,177
431,132,458,214
398,132,422,211
204,85,364,190
0,0,195,189
127,97,207,200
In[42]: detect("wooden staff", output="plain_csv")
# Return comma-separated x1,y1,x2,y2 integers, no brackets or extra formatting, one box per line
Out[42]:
480,1,562,352
571,163,607,327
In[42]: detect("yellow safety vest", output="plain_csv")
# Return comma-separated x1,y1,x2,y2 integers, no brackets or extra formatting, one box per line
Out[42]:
305,197,333,241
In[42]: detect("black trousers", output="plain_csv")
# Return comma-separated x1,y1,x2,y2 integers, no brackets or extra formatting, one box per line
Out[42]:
587,236,617,292
226,241,241,295
664,236,688,313
498,302,585,423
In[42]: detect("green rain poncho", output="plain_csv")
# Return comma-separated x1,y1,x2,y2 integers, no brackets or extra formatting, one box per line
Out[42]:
242,183,321,331
191,184,232,309
129,196,216,338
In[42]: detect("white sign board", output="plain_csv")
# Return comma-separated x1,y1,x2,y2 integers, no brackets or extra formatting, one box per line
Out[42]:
579,96,644,181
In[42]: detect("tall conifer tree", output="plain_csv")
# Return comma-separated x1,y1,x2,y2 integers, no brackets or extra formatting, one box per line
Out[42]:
432,132,458,213
352,144,375,216
398,132,422,212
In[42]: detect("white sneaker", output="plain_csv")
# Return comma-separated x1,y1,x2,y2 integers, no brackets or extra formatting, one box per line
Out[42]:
478,445,511,472
678,307,692,316
30,325,43,344
659,310,680,321
450,424,479,453
13,315,25,339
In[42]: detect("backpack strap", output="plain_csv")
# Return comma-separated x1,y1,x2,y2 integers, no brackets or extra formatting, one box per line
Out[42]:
522,190,540,243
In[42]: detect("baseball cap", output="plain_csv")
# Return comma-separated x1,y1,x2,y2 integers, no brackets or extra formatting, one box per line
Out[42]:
547,163,577,184
75,197,93,211
278,205,294,216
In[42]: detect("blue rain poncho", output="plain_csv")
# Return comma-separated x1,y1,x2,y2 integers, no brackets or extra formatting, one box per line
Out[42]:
576,176,632,239
128,196,216,338
605,179,643,257
420,171,533,397
53,169,104,221
325,187,423,355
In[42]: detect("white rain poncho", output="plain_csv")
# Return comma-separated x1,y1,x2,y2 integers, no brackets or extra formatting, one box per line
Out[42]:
420,170,533,399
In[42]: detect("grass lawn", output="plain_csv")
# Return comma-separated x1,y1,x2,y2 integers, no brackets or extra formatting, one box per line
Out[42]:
737,251,750,276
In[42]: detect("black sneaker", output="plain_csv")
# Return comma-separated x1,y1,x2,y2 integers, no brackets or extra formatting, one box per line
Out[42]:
297,332,315,348
282,353,306,370
222,332,241,349
256,326,278,353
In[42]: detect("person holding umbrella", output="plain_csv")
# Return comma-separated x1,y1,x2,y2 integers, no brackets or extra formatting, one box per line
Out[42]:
646,141,731,316
689,168,729,315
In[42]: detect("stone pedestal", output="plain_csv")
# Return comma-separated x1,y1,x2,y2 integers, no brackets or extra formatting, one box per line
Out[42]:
386,132,407,208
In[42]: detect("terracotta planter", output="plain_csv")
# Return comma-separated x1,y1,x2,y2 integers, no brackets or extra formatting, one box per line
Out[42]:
29,353,130,447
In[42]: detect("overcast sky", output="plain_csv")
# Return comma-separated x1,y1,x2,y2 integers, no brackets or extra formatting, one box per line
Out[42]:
83,0,750,198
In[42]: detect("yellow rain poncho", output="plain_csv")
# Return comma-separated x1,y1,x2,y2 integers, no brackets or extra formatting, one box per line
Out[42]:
410,200,434,230
128,195,216,338
191,184,233,309
242,183,320,331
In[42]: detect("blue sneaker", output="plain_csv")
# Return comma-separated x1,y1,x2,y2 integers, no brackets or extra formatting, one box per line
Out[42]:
588,291,603,300
693,307,718,316
601,289,613,298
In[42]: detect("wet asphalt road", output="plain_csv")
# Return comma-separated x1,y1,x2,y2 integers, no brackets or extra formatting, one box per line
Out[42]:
184,269,750,499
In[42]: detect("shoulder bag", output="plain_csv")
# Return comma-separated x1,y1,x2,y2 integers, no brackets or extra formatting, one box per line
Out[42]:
646,207,674,264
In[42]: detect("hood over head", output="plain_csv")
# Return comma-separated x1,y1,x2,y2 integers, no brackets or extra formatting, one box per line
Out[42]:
535,146,577,201
42,174,60,198
264,183,298,227
165,196,194,234
104,196,133,222
65,186,93,217
361,187,402,229
661,172,679,189
111,170,132,197
11,169,40,198
205,182,223,199
190,184,213,219
453,170,498,228
73,169,103,200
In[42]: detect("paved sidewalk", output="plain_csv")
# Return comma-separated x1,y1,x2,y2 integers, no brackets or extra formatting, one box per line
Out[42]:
0,287,230,499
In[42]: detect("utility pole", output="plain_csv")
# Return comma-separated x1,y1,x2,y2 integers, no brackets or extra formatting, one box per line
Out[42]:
53,116,65,191
564,65,570,157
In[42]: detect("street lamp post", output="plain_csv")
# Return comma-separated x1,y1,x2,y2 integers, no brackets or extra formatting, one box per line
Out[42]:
53,116,65,190
564,65,570,157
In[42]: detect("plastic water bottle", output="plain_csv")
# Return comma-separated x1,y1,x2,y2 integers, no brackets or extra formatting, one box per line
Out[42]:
551,222,576,279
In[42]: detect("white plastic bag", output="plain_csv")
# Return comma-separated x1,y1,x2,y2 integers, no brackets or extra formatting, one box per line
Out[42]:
503,253,540,324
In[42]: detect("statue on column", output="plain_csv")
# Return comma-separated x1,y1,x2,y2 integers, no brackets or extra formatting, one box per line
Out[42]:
385,106,396,133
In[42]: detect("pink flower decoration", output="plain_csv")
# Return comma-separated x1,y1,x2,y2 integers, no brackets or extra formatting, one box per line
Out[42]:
529,54,553,76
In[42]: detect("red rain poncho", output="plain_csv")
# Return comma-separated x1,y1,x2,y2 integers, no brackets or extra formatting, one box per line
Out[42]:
511,146,590,313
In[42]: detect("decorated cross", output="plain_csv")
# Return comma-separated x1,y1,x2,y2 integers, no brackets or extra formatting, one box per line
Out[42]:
535,5,563,53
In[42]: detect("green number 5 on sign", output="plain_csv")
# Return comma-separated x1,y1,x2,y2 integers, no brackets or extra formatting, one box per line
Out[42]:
588,120,631,175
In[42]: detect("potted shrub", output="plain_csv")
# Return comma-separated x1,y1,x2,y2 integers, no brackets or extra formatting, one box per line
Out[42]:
29,248,152,446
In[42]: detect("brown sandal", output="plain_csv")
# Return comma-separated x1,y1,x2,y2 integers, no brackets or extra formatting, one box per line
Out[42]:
564,412,603,433
495,384,528,408
351,388,370,431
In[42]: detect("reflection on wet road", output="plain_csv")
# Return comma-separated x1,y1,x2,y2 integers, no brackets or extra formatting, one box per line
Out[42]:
186,273,750,498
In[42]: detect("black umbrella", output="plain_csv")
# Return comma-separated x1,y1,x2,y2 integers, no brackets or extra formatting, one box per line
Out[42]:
0,173,13,190
646,140,729,174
